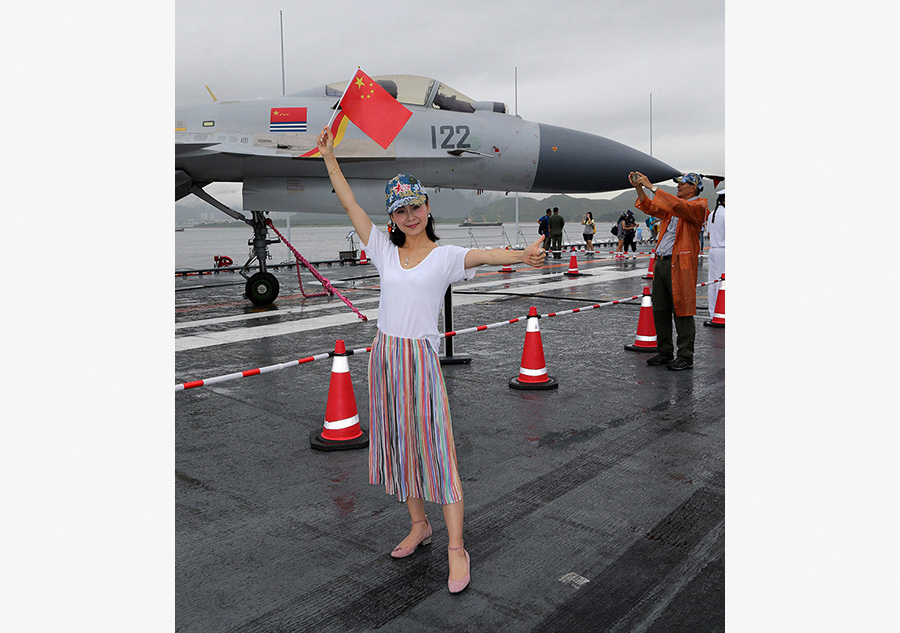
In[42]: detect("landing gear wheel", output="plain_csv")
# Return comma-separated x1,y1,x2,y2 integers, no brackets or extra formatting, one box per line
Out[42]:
245,272,279,305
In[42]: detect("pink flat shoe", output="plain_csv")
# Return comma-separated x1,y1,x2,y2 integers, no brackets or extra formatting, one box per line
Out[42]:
447,546,470,594
390,518,432,559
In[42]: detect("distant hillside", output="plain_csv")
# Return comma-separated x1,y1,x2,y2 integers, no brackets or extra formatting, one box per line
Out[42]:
467,192,638,224
176,187,505,226
466,187,722,227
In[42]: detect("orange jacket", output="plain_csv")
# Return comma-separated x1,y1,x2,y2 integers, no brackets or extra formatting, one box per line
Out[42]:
635,190,708,316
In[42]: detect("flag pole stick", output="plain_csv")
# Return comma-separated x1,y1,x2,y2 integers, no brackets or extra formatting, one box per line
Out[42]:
325,67,359,130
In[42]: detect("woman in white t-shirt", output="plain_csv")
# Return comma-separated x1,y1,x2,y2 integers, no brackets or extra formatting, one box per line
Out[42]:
316,127,543,594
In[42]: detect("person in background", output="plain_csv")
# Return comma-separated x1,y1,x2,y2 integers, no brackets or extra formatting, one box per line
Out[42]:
630,171,708,371
548,207,565,258
538,208,551,254
647,216,660,241
582,211,596,255
614,211,627,259
316,127,544,594
622,210,638,258
706,189,725,319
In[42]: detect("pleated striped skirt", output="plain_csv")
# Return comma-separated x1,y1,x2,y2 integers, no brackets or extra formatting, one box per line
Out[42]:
367,330,463,505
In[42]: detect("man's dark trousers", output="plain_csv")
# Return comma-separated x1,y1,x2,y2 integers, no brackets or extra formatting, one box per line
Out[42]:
651,257,695,361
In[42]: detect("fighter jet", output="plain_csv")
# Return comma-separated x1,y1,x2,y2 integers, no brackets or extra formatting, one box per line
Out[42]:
176,74,680,305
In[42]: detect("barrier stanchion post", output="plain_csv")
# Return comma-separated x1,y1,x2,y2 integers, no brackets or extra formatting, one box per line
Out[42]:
440,287,472,366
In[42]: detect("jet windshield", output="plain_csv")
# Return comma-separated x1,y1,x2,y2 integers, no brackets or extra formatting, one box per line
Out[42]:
325,75,476,112
326,74,434,106
432,82,476,113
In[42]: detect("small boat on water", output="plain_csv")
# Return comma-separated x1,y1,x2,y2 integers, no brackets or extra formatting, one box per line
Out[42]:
458,215,503,227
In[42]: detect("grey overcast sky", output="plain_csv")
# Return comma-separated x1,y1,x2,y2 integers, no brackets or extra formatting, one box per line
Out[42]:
175,0,725,188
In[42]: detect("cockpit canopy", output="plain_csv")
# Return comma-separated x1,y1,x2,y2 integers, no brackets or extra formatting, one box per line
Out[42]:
325,74,508,114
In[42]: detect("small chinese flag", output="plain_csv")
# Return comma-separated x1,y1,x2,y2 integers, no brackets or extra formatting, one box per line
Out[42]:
338,69,413,149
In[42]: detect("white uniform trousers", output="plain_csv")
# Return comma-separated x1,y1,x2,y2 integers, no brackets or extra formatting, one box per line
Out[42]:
707,247,725,319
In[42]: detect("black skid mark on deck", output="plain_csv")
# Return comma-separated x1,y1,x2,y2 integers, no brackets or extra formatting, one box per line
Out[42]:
531,485,725,633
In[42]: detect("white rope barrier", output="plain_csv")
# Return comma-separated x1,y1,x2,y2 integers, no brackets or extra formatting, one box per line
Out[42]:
175,276,722,392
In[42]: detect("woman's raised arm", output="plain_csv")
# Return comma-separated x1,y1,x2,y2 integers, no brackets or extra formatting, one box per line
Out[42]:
316,127,373,245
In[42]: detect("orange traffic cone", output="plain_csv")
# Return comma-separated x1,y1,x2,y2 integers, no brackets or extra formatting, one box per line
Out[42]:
310,340,369,451
704,273,725,328
509,307,558,390
358,250,369,265
624,286,658,352
498,262,515,273
642,249,656,279
564,254,584,277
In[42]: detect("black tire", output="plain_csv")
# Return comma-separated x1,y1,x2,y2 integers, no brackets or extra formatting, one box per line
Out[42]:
245,272,279,305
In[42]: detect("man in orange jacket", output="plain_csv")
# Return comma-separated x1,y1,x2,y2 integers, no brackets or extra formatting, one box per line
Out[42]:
629,171,708,370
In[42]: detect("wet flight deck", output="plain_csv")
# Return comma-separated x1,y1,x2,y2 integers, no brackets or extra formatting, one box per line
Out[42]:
175,245,725,632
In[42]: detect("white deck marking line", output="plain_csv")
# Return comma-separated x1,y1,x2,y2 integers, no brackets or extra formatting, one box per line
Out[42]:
175,296,380,330
177,265,644,330
175,308,381,352
175,267,649,352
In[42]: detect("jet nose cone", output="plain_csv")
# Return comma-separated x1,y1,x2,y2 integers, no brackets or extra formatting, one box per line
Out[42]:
532,123,681,194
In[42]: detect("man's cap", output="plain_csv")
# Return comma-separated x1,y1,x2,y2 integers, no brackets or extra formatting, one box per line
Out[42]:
674,172,704,192
385,174,428,214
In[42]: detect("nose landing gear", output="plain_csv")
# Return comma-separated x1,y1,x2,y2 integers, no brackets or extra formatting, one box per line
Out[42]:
185,183,283,306
241,210,281,306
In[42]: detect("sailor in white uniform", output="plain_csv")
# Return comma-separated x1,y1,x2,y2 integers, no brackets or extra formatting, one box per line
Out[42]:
707,189,725,318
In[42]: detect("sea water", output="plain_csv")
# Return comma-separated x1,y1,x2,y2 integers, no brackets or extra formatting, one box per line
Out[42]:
174,223,541,270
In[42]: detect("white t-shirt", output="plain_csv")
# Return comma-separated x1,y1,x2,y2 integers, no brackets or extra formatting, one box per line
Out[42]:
708,204,725,249
363,222,475,352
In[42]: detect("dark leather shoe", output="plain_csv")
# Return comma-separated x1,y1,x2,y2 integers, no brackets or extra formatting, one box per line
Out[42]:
646,353,673,366
666,358,693,371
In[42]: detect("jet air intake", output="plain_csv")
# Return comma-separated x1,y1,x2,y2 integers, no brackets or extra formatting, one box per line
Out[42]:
531,123,681,194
